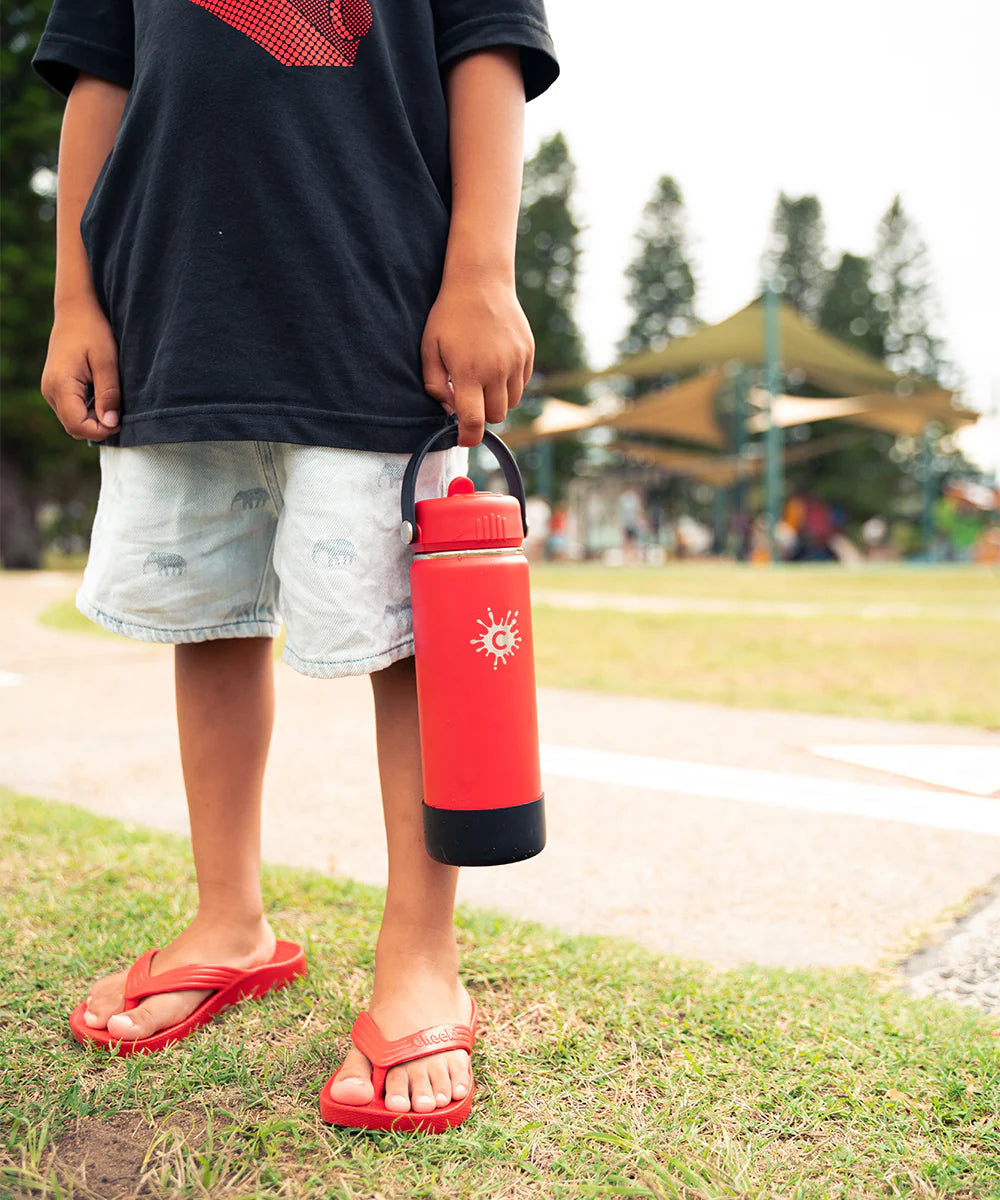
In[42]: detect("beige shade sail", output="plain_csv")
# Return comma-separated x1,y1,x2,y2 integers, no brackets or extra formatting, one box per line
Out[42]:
602,369,727,446
611,441,759,487
503,370,727,449
540,297,905,396
612,430,866,487
501,397,599,447
747,388,980,436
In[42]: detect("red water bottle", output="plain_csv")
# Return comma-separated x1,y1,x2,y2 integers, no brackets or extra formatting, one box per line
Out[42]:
401,422,545,866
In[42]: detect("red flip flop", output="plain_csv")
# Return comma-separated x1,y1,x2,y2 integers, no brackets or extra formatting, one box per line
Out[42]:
68,939,307,1055
319,997,479,1132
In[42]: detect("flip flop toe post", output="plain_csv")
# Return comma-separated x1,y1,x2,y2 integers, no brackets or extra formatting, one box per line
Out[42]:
320,998,478,1132
69,939,306,1054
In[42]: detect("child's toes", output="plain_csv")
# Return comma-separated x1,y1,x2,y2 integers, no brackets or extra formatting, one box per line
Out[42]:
106,1003,159,1040
449,1052,471,1099
83,992,124,1029
384,1064,412,1112
329,1049,375,1105
405,1063,436,1113
427,1057,452,1107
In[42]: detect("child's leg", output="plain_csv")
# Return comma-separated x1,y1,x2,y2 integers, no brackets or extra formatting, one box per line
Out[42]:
82,636,277,1039
328,656,473,1114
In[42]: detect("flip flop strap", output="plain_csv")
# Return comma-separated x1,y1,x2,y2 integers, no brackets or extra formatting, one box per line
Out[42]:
123,950,244,1007
352,1012,476,1069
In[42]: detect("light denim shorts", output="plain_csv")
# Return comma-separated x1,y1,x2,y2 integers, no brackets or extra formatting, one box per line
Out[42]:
76,439,467,678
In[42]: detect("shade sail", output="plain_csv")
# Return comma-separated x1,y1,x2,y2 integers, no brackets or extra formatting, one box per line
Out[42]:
746,388,980,436
611,441,754,487
612,430,866,487
501,397,598,446
539,297,906,396
503,370,727,449
603,369,727,446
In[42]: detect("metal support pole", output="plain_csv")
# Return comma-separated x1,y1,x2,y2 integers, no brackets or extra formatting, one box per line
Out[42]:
921,425,935,556
537,439,555,505
729,363,749,541
763,282,784,561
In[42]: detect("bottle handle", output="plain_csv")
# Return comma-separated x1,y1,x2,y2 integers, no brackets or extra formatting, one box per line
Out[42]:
400,416,529,544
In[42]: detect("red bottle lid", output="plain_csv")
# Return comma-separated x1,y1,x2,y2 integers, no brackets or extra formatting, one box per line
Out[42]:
412,476,524,553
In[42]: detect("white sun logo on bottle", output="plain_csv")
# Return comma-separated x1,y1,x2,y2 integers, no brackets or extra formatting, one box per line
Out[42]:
471,607,522,669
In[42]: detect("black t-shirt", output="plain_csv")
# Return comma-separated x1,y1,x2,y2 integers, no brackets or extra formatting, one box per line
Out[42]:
32,0,559,450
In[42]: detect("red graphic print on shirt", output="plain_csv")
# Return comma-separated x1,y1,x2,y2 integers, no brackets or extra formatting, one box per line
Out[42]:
188,0,373,67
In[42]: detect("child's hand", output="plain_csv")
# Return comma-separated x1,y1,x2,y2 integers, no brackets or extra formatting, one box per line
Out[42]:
420,275,534,448
40,300,122,441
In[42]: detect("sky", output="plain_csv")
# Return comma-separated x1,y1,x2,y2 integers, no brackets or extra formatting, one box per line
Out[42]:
523,0,1000,476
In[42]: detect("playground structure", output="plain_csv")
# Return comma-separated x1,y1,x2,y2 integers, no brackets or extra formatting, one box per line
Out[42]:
505,290,983,562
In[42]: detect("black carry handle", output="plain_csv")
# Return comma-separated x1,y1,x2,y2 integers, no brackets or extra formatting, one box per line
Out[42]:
400,416,528,544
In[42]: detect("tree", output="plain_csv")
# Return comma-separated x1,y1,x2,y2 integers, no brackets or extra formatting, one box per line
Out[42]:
818,252,886,360
2,0,97,567
760,193,828,320
871,195,949,383
516,132,586,380
513,133,587,501
617,175,698,360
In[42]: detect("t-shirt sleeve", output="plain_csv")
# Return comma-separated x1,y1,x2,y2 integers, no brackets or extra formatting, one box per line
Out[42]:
31,0,135,99
432,1,559,102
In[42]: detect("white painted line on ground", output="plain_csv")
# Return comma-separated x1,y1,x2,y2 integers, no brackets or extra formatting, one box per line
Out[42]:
540,744,1000,837
811,744,1000,798
530,589,1000,622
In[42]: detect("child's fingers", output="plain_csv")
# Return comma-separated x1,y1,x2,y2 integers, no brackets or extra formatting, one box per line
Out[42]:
88,346,122,430
420,336,453,406
483,373,508,426
505,370,523,413
451,374,486,447
43,372,111,441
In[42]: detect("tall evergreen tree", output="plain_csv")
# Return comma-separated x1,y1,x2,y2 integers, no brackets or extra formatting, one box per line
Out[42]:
760,193,828,320
871,196,948,382
516,132,586,380
818,252,886,360
513,133,587,500
617,175,698,360
2,0,99,567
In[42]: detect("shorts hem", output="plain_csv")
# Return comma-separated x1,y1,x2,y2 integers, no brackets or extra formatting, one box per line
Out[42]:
75,592,283,644
281,639,414,679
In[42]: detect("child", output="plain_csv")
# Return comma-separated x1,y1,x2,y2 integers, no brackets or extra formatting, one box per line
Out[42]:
32,0,558,1132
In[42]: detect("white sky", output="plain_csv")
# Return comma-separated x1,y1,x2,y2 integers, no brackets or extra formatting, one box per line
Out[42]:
523,0,1000,475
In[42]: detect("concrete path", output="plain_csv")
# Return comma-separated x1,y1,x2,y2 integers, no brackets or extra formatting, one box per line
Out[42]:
3,569,999,970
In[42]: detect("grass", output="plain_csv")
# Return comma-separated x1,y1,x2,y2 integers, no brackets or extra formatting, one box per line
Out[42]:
529,563,1000,615
2,789,999,1200
37,563,1000,727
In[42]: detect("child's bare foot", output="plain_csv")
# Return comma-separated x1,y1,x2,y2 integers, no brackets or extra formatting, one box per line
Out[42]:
81,914,276,1041
328,939,473,1113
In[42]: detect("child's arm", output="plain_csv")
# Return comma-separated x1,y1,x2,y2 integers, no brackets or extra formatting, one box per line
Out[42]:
40,73,129,441
420,46,532,448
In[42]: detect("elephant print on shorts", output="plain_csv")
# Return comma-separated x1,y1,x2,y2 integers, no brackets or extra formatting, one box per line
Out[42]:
143,551,187,577
312,538,358,569
377,460,406,490
383,599,411,637
231,488,270,510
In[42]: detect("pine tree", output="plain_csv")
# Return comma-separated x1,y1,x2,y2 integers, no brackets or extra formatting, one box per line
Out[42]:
617,175,698,360
818,252,886,360
2,0,100,566
516,132,586,379
760,193,828,320
513,133,587,500
871,196,948,382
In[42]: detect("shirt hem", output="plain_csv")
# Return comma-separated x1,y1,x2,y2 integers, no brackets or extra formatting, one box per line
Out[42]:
94,403,453,453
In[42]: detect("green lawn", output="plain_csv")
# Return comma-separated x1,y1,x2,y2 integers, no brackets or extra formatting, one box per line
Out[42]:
530,563,1000,615
39,563,1000,727
2,790,998,1200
